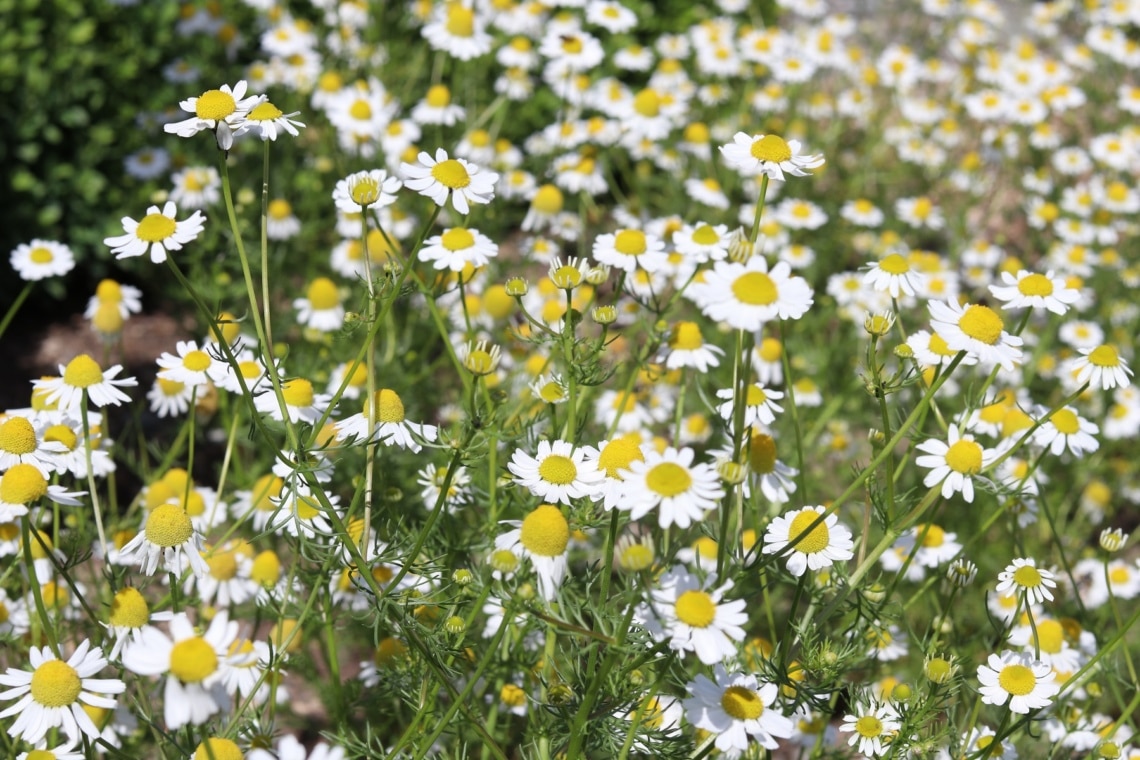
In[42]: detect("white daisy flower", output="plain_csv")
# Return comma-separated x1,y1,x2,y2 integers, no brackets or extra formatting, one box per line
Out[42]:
988,269,1080,315
401,148,499,215
928,300,1023,372
672,222,730,262
266,198,302,240
116,503,208,577
419,227,499,271
619,446,725,529
1032,405,1099,457
683,665,794,757
0,640,125,746
0,463,84,521
716,383,783,429
976,650,1059,714
156,340,229,388
905,329,979,369
863,253,925,299
507,439,605,505
0,415,67,475
762,505,854,577
583,434,647,511
661,320,724,372
146,376,194,419
237,100,305,141
216,348,275,396
719,132,824,181
639,566,747,665
838,700,901,757
1068,344,1133,390
267,485,341,540
164,80,264,150
915,425,999,503
168,166,220,209
121,612,246,728
590,227,668,274
421,2,493,61
33,355,137,413
84,279,142,320
254,378,330,425
293,277,345,332
334,389,438,454
995,557,1057,605
103,201,206,264
248,735,346,760
688,257,813,331
494,504,570,601
9,239,75,281
332,169,401,213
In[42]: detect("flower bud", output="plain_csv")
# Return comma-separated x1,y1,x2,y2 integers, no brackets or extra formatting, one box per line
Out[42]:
1099,527,1127,553
592,305,617,325
505,277,528,297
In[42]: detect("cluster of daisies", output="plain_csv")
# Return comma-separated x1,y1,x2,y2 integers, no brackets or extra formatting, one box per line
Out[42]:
4,0,1140,758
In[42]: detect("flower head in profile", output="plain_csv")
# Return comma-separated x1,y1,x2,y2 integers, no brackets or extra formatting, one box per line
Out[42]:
927,300,1023,372
33,354,137,413
719,132,824,180
116,502,208,577
0,640,125,745
237,100,305,141
104,201,206,265
401,148,499,215
1068,344,1132,391
164,80,264,150
494,504,570,600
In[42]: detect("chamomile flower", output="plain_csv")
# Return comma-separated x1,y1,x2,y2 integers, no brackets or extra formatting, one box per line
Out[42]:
103,201,206,264
10,239,75,281
147,377,195,418
164,80,263,150
619,446,724,529
293,277,345,332
719,132,824,181
762,505,854,577
641,566,747,664
34,355,137,412
915,425,999,503
683,665,794,758
0,415,66,475
117,502,208,577
928,300,1023,372
591,228,668,273
863,253,925,299
585,434,647,511
168,166,220,209
266,198,302,240
419,227,498,271
237,100,305,140
84,279,142,321
0,640,125,745
156,340,229,388
508,439,604,504
716,383,784,428
1069,344,1133,390
494,504,570,601
334,389,438,453
839,700,901,757
1032,405,1099,456
422,2,493,61
672,223,730,262
332,169,401,213
254,378,330,425
689,257,814,330
121,612,245,728
996,557,1057,605
988,270,1080,315
661,321,724,372
401,148,499,215
977,650,1059,714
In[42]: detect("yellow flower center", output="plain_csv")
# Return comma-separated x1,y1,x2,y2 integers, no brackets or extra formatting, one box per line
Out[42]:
306,277,340,310
63,354,105,388
0,417,36,454
0,463,48,505
645,462,692,497
731,272,778,306
997,663,1036,696
351,176,383,206
194,738,243,760
674,589,716,628
855,715,884,738
500,683,526,707
181,349,212,372
1017,273,1054,297
136,213,177,243
109,587,150,629
758,338,781,363
349,99,373,121
1012,564,1043,589
669,321,704,351
1088,345,1118,367
30,659,82,707
170,636,219,683
633,88,660,117
365,388,405,423
1035,619,1064,654
917,524,945,547
878,253,909,274
749,433,777,474
945,439,983,474
561,35,584,54
93,301,124,334
207,548,239,580
445,3,475,36
441,228,476,251
145,503,193,548
957,305,1003,345
27,749,55,760
538,454,578,485
248,101,283,121
928,333,956,356
1050,409,1080,435
195,88,236,120
267,199,293,221
426,84,451,107
788,509,830,554
597,435,644,478
531,184,563,214
745,385,768,406
720,685,764,720
613,229,647,256
29,247,54,264
430,159,471,189
912,197,932,218
281,379,314,407
251,550,281,586
619,543,654,571
518,504,569,557
96,279,123,301
691,225,720,246
749,134,792,163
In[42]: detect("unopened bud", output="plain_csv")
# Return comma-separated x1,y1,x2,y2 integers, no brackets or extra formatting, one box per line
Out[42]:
592,305,617,325
452,568,474,586
444,616,466,635
947,558,977,587
505,277,528,297
1099,527,1127,553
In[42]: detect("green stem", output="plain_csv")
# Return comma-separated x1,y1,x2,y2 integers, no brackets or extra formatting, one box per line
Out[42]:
0,281,34,341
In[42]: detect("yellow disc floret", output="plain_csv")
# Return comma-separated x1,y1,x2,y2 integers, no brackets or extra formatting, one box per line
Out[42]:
519,504,569,557
30,660,81,707
145,504,194,548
